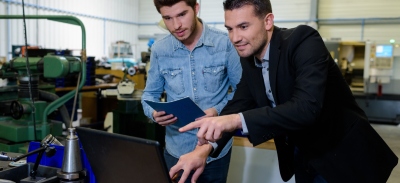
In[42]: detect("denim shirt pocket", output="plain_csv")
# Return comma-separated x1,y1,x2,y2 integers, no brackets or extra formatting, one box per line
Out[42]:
203,65,226,93
161,68,185,95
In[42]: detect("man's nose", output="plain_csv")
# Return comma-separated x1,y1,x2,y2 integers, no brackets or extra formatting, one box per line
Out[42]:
173,18,181,30
230,30,241,44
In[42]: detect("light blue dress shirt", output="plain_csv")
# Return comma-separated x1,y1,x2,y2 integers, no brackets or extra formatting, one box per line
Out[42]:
141,23,242,163
240,43,275,134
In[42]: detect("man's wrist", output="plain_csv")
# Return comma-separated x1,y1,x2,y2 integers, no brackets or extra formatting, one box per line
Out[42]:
195,143,214,157
207,141,217,156
234,114,242,129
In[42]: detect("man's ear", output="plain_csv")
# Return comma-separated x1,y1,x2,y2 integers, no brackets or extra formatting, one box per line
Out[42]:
195,2,200,16
264,13,274,31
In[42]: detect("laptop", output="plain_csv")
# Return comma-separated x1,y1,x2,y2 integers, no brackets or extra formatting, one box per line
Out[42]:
75,127,172,183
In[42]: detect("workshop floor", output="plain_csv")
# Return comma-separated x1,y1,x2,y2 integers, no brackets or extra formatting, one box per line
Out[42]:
371,123,400,183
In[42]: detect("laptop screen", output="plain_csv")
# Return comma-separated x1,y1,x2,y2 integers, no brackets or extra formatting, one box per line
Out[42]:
75,127,172,183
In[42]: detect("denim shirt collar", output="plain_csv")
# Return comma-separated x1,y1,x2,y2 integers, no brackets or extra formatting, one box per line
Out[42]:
254,42,271,67
172,19,214,51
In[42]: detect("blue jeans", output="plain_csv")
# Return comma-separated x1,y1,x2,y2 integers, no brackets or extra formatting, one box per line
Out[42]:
164,148,232,183
294,147,328,183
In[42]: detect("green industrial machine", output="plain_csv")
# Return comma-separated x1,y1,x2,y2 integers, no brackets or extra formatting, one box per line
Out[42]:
0,15,87,153
0,55,82,152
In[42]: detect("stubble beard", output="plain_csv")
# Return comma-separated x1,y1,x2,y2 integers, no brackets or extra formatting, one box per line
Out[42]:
254,34,268,59
237,39,267,58
172,16,197,43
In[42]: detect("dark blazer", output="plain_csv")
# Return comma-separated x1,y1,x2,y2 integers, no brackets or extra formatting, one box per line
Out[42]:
214,25,398,182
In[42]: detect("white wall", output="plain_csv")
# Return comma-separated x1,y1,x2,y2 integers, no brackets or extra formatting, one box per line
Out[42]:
137,0,400,53
318,0,400,43
2,0,400,61
137,0,169,57
137,0,313,54
0,0,139,60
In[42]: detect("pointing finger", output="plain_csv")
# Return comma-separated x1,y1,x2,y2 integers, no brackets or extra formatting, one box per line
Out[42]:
179,120,201,132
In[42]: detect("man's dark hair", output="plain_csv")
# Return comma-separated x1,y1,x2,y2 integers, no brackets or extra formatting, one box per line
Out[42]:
154,0,197,13
223,0,272,19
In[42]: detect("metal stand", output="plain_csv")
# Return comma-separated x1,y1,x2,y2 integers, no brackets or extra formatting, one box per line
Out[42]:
57,128,86,183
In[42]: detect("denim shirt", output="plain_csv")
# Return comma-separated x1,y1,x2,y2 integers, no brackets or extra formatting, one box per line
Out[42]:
141,23,242,163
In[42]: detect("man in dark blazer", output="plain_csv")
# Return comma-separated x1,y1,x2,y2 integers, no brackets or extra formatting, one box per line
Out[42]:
171,0,398,182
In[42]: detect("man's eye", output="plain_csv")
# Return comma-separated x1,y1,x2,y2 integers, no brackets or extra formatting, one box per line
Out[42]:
241,26,247,29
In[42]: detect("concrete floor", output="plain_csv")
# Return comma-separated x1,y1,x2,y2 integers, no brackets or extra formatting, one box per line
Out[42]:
371,124,400,183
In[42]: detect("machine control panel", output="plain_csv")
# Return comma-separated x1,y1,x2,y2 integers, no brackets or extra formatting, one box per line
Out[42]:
370,44,394,69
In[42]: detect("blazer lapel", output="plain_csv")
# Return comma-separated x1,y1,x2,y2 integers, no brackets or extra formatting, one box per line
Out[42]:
269,26,281,105
244,57,269,107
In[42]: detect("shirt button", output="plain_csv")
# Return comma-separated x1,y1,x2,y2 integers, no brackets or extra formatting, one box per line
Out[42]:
269,90,271,93
192,72,195,75
194,88,197,91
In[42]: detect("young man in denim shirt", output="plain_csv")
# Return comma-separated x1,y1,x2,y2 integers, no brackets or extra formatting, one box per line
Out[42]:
141,0,242,182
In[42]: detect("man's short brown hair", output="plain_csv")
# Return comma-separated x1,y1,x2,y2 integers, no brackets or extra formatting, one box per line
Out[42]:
154,0,197,13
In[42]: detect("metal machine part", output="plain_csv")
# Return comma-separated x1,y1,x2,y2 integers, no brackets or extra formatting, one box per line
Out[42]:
41,134,63,147
18,76,39,99
57,128,85,183
101,80,136,100
0,55,82,152
127,66,136,76
101,66,138,100
0,135,60,182
9,101,24,120
117,80,135,96
0,154,12,161
1,55,82,80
